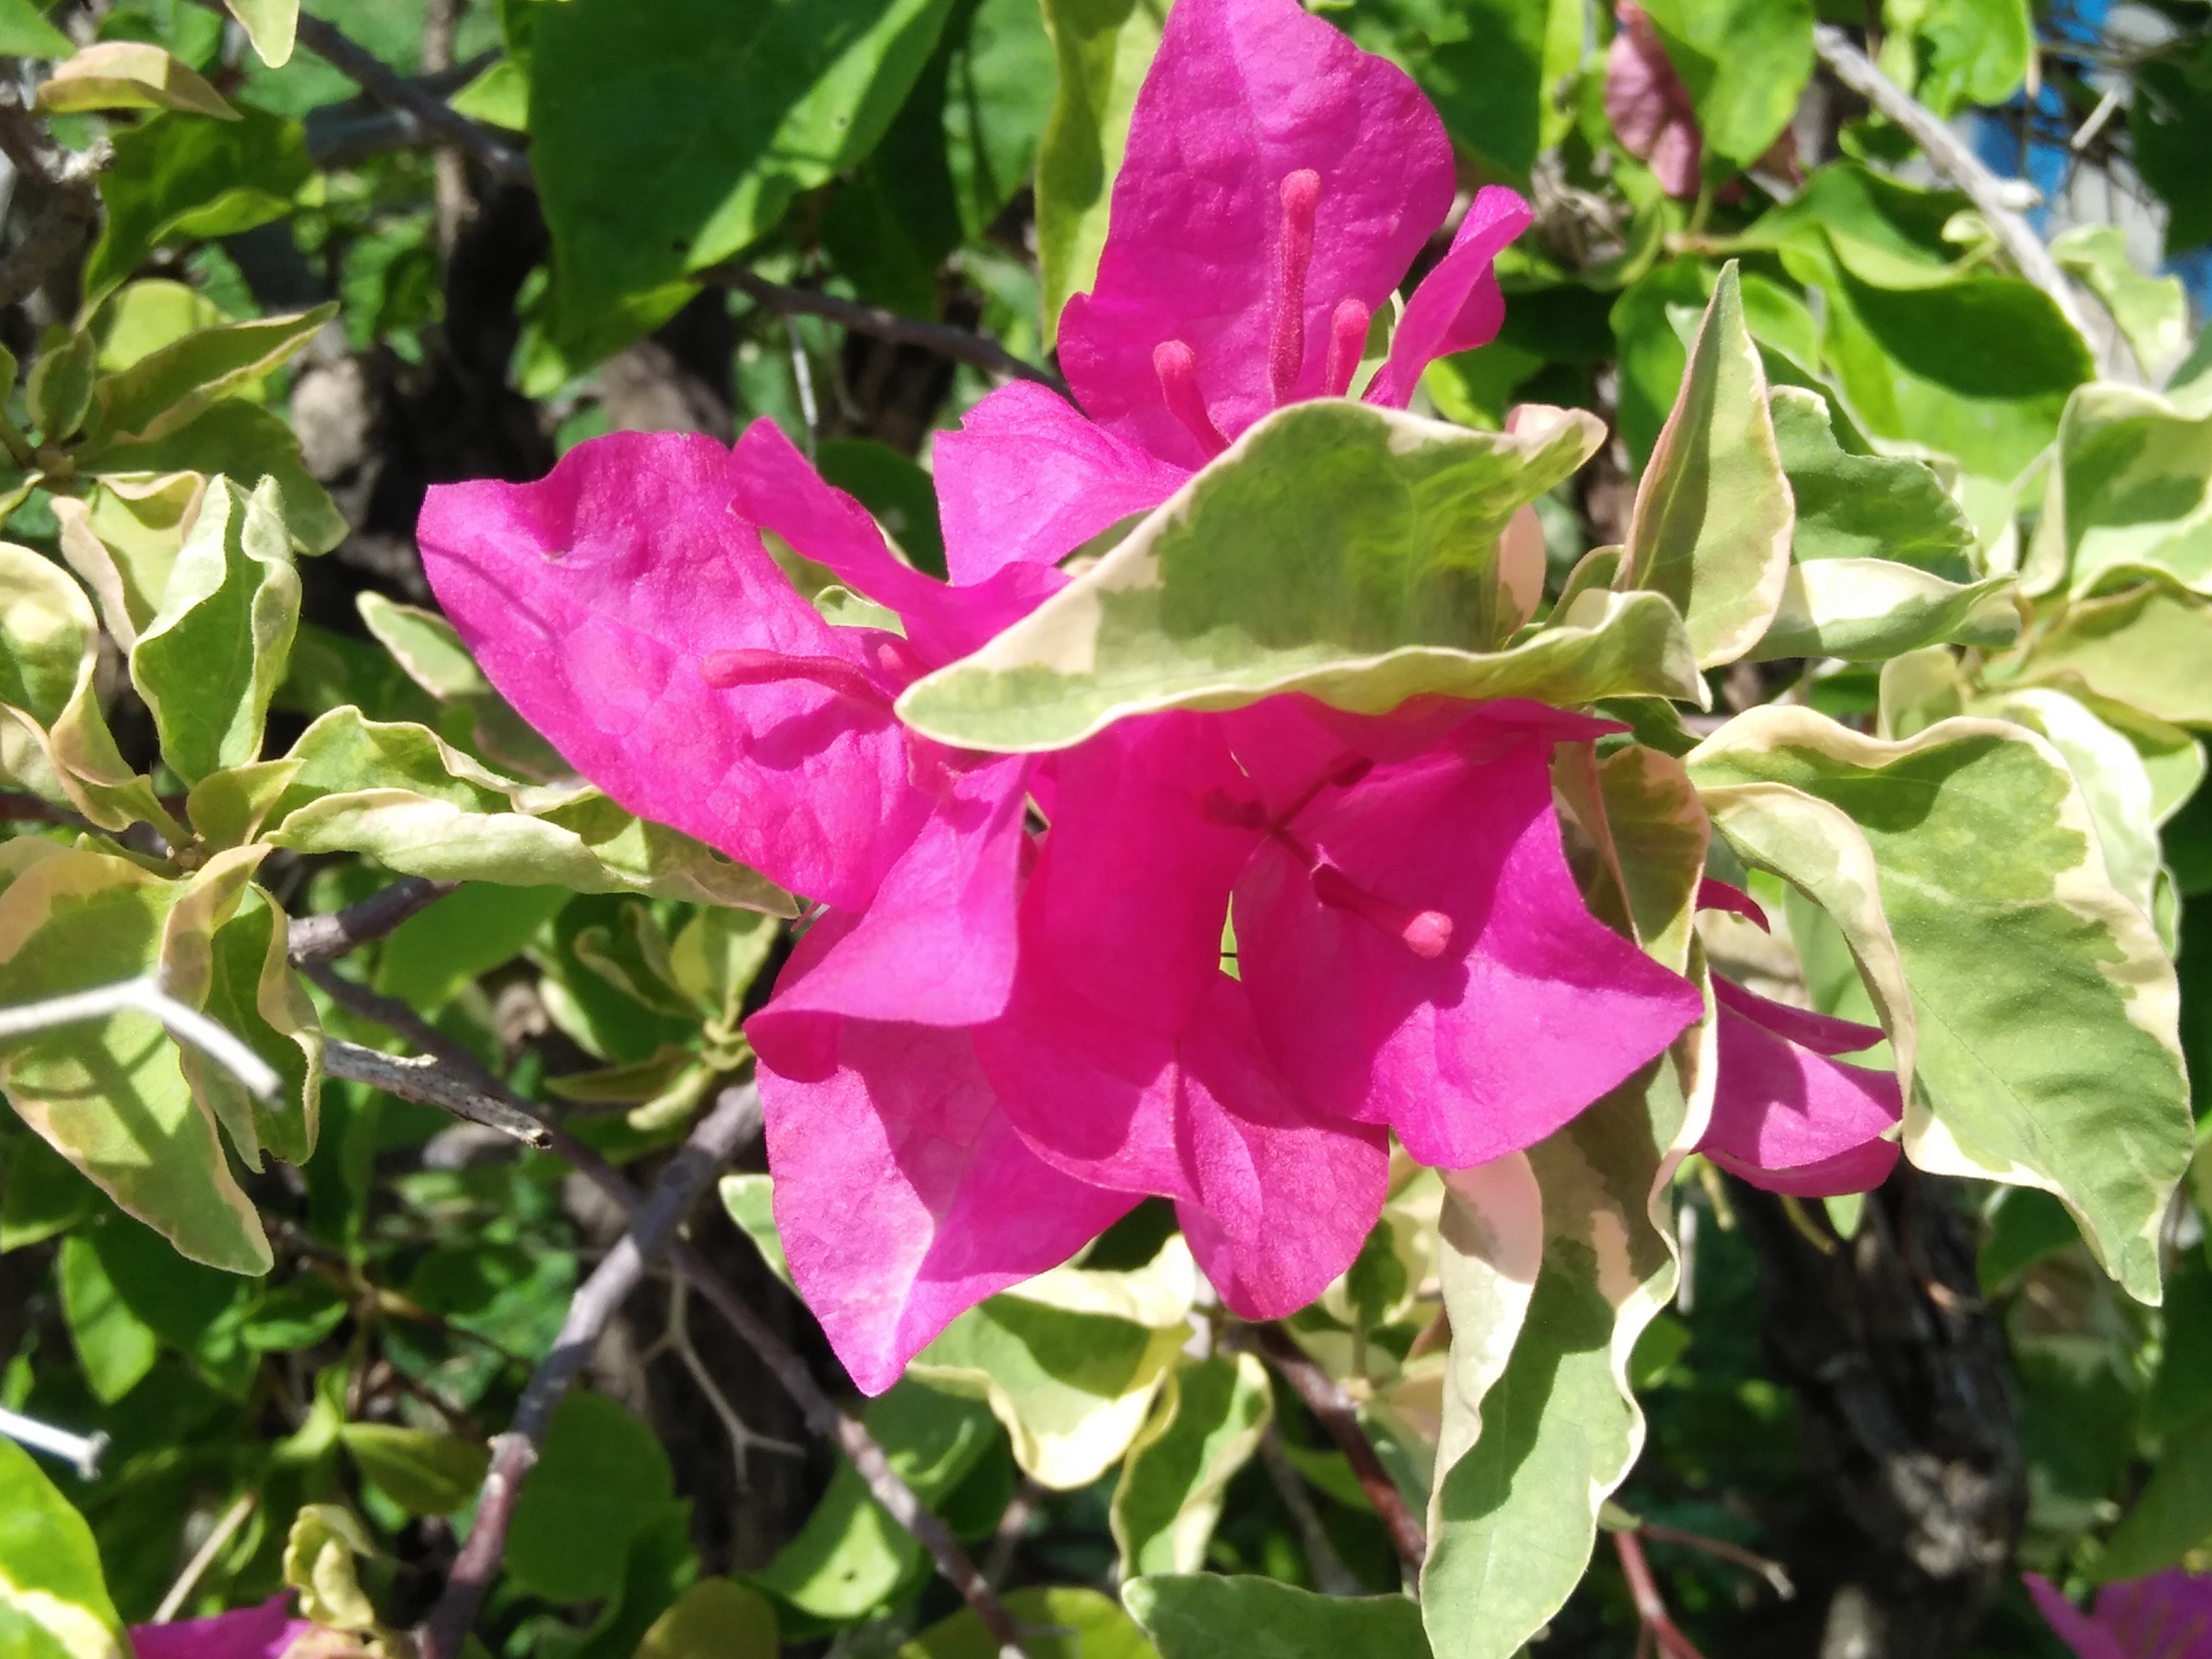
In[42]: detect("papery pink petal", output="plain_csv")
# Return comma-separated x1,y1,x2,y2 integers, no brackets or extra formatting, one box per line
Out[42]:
1711,975,1885,1057
731,419,1044,667
1056,0,1454,468
2025,1574,2131,1659
1237,735,1702,1168
1023,714,1256,1031
763,752,1033,1027
1606,3,1702,199
1699,980,1902,1197
751,918,1134,1397
1366,186,1530,409
130,1597,314,1659
977,964,1386,1317
1697,877,1770,930
934,382,1191,586
419,431,924,910
2095,1570,2212,1659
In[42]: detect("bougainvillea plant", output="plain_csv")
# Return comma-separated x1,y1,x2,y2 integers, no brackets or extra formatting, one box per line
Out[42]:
5,0,2212,1654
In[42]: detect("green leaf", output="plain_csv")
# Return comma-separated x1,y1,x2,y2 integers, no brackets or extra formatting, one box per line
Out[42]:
0,1437,126,1659
0,546,171,834
91,280,232,373
1768,384,1976,577
2135,41,2212,258
718,1172,791,1287
753,1380,998,1624
84,108,312,306
636,1578,779,1659
815,439,947,581
1687,706,2193,1301
1881,0,2030,115
2020,384,2212,600
908,1586,1158,1659
1036,0,1168,344
2015,578,2212,728
944,0,1057,240
79,304,334,450
82,396,348,555
0,848,272,1274
264,709,792,912
1746,557,2018,661
374,882,571,1010
38,41,241,120
508,1392,678,1603
340,1422,491,1516
2091,1412,2212,1580
241,1277,347,1351
531,0,956,349
1419,1012,1698,1658
1639,0,1813,175
224,0,297,66
354,592,568,778
0,0,72,58
58,1232,159,1403
1110,1353,1271,1578
899,401,1696,752
1345,0,1582,182
912,1244,1195,1488
1615,263,1794,668
1123,1576,1427,1659
449,58,528,131
185,757,303,851
129,475,300,785
176,878,320,1167
27,331,99,445
1610,259,1713,468
0,1130,98,1253
79,1206,257,1393
2051,226,2189,375
282,1504,377,1632
1976,688,2166,932
2146,1250,2212,1437
1741,163,1966,291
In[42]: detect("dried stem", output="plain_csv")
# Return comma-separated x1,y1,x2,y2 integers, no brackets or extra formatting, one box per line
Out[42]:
319,1032,550,1147
0,976,282,1100
288,877,459,964
1247,1325,1427,1578
1638,1522,1795,1601
704,265,1068,393
0,1404,107,1480
150,1491,259,1624
0,792,94,829
415,1085,762,1659
419,0,472,254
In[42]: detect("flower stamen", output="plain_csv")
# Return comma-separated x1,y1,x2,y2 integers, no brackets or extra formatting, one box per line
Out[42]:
1154,340,1230,458
1324,298,1372,398
701,649,893,710
1269,169,1321,405
1309,863,1454,959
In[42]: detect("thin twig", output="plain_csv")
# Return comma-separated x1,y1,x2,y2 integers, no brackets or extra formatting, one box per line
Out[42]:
303,965,1033,1659
642,1274,805,1494
1256,1427,1364,1597
1614,1530,1709,1659
1246,1326,1427,1578
287,877,459,964
0,977,282,1100
183,0,531,188
416,1085,762,1659
319,1033,550,1148
982,1475,1044,1591
150,1491,259,1623
1810,25,2097,344
0,1404,106,1479
1639,1523,1795,1601
704,265,1067,392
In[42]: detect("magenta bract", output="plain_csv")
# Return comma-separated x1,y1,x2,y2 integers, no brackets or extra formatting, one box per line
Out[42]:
129,1597,317,1659
2026,1569,2212,1659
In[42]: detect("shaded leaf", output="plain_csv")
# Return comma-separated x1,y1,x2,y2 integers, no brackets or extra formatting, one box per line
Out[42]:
1124,1575,1427,1659
1111,1353,1271,1578
909,1586,1157,1659
508,1392,678,1603
1769,384,1975,577
340,1423,491,1516
2017,578,2212,728
2019,384,2212,599
79,304,334,451
636,1578,779,1659
1639,0,1812,174
1746,557,2018,661
85,108,311,305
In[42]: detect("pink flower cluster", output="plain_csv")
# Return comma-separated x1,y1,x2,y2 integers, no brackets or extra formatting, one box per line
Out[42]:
419,0,1900,1393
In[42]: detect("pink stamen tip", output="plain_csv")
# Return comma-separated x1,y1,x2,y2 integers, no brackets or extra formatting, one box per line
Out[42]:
1269,169,1322,405
1309,863,1454,960
1153,340,1230,459
1324,297,1371,398
701,648,890,710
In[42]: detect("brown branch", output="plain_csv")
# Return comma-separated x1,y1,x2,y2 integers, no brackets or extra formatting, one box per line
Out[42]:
1247,1324,1427,1578
304,962,1035,1659
703,266,1068,393
1639,1523,1795,1601
319,1031,550,1148
287,877,458,964
0,793,91,829
0,86,108,312
416,1084,762,1659
184,0,531,188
